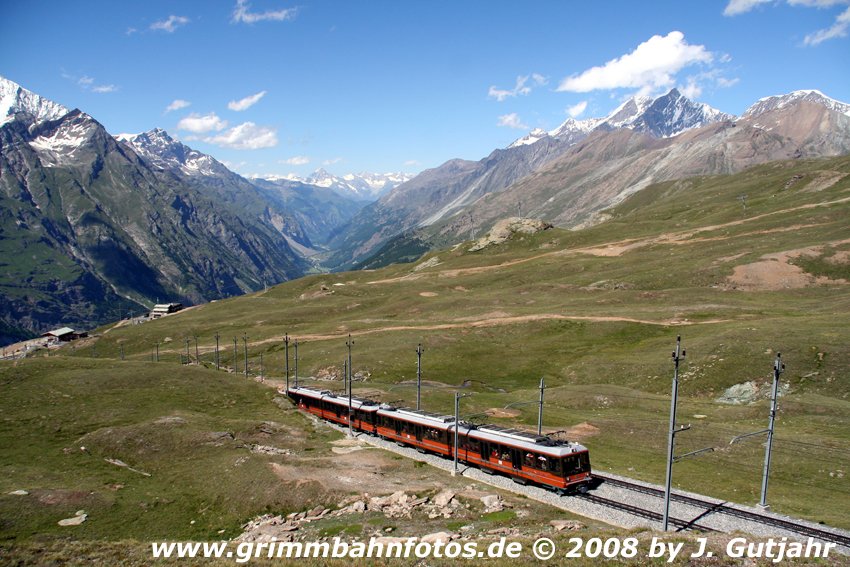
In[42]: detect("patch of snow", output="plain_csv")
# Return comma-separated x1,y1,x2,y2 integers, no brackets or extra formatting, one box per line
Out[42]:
1,75,69,126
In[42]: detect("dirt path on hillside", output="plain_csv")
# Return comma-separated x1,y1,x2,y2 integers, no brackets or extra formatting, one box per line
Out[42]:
177,312,728,357
366,195,850,282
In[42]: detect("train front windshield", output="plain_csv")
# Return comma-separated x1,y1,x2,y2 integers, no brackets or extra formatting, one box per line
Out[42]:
562,451,591,477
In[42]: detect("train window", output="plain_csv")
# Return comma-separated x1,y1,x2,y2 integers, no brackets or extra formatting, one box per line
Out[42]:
563,455,583,476
467,438,480,453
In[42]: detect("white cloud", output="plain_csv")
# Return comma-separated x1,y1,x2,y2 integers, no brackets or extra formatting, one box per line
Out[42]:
679,78,703,99
404,159,420,167
323,157,342,165
228,91,267,111
177,112,228,133
804,5,850,44
78,76,94,87
723,0,773,16
557,31,713,96
126,27,138,36
281,156,310,165
789,0,849,7
232,0,297,23
724,0,850,46
717,76,741,88
497,113,528,129
567,101,588,118
488,74,547,101
92,84,118,93
150,15,190,33
165,99,191,113
204,122,278,149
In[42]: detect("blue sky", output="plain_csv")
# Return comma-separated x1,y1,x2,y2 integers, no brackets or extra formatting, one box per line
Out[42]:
2,1,849,178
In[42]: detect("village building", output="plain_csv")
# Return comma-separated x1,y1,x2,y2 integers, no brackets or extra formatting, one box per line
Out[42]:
150,303,184,319
41,327,87,343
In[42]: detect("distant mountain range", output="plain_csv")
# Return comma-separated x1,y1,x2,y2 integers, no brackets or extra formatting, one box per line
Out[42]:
326,88,850,270
3,72,850,343
256,169,415,201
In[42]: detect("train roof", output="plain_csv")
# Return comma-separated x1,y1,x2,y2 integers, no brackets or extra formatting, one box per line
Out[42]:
288,386,380,412
377,406,457,429
288,385,587,457
469,424,587,458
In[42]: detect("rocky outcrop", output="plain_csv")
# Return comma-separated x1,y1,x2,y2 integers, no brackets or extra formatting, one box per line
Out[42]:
468,218,553,252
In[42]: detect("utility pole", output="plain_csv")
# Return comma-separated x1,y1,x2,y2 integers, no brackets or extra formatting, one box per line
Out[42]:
760,353,784,508
284,334,290,392
294,339,299,389
233,337,237,373
243,334,249,377
259,353,264,382
346,334,354,437
663,335,686,532
214,332,220,370
185,338,190,365
453,392,471,476
348,359,353,438
194,335,199,365
155,342,159,362
416,343,424,410
538,377,546,436
346,334,354,397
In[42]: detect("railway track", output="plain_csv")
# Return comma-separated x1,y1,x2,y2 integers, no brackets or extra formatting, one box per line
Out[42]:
576,492,716,533
594,473,850,548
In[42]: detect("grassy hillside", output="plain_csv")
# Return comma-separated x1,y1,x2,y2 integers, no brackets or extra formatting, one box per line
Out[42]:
6,156,850,540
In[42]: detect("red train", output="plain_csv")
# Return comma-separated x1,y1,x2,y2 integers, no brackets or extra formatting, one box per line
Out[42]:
287,385,592,494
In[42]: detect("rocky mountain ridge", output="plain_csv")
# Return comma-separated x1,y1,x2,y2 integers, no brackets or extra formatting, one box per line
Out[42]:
0,76,309,342
334,88,850,270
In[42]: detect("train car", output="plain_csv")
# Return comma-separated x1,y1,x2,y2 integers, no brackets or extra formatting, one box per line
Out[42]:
288,386,380,434
287,385,591,494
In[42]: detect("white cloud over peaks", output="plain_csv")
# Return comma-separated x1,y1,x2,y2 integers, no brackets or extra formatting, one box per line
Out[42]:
557,31,713,95
723,0,773,16
567,101,588,118
804,5,850,44
150,15,190,33
204,122,278,149
679,79,703,99
488,74,547,101
323,157,343,165
497,113,529,129
92,85,118,93
165,99,191,113
232,0,297,23
177,113,228,133
228,91,267,111
282,156,310,165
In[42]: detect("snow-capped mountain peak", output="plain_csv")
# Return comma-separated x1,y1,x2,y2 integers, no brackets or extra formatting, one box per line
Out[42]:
271,169,416,200
628,88,734,138
117,128,223,177
508,89,734,149
743,89,850,119
508,128,549,148
1,75,69,127
602,95,654,129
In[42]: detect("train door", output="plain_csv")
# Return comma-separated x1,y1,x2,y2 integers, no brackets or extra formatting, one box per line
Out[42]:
480,442,490,461
510,448,522,470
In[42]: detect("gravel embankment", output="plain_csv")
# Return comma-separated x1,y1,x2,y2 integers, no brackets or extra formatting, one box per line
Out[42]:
322,421,850,554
